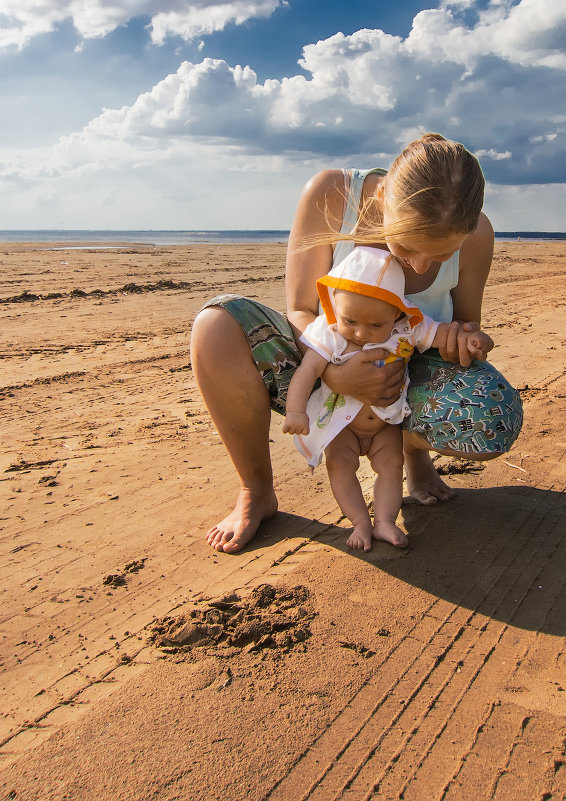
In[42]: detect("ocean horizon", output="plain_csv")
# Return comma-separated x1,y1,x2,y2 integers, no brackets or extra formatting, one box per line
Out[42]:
0,230,290,246
0,229,565,246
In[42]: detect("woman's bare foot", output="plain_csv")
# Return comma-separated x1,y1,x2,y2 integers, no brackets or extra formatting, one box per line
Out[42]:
373,521,409,548
346,520,373,552
404,448,455,505
206,488,278,553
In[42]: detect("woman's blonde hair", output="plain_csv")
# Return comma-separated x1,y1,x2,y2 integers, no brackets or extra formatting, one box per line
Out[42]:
317,133,485,248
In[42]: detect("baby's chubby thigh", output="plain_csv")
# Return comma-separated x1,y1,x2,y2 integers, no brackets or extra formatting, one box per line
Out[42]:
366,423,404,473
323,425,365,472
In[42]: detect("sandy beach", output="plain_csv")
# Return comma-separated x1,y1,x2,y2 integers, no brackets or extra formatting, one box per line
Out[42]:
1,239,565,800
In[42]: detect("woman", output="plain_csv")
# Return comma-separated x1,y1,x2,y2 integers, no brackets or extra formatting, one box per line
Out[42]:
190,133,523,553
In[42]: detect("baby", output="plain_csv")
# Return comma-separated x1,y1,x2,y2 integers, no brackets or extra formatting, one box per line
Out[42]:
283,246,492,552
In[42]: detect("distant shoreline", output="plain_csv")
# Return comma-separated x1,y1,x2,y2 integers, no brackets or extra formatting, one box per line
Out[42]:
0,229,564,246
0,230,290,246
493,231,566,241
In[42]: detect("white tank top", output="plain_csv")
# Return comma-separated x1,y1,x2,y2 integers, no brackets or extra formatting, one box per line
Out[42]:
332,168,459,323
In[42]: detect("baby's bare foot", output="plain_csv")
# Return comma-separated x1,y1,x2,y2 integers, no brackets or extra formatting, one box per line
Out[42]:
346,520,373,552
404,449,455,505
206,488,278,553
373,521,409,548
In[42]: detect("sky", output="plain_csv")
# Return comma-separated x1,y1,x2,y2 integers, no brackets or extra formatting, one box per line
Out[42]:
0,0,564,231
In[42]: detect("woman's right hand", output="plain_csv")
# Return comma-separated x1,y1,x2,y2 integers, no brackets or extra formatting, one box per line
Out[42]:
323,351,406,407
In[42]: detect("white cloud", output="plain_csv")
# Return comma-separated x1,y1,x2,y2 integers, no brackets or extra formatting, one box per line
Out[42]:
408,0,566,70
43,3,561,186
529,133,558,143
1,0,565,228
475,148,512,160
484,182,566,230
56,49,399,148
0,137,321,228
0,0,282,49
150,1,280,45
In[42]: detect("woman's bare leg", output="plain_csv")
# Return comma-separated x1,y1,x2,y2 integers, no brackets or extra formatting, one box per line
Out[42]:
190,306,278,553
403,430,498,505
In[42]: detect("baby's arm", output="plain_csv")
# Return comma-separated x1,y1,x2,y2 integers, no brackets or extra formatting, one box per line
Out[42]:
432,322,494,367
465,329,494,360
283,348,328,435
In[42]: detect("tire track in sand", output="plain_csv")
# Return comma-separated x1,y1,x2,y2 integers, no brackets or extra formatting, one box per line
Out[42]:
262,467,566,801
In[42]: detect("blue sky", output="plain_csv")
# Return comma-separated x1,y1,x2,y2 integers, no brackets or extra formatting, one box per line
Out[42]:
0,0,564,230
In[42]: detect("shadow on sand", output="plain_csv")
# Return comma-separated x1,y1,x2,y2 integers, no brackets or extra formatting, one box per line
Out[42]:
249,484,566,637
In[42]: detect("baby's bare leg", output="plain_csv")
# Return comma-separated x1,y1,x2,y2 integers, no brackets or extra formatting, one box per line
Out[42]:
325,429,372,551
368,425,408,548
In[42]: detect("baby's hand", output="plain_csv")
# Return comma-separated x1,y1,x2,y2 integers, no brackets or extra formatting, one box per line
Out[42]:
283,411,310,435
463,329,494,362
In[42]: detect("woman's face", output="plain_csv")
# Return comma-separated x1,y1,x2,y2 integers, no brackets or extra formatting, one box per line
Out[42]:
385,232,466,274
378,192,467,273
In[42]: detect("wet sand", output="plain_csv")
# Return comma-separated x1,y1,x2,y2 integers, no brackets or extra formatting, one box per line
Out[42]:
1,240,565,800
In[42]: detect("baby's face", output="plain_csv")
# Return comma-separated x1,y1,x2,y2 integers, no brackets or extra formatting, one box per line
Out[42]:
334,291,400,346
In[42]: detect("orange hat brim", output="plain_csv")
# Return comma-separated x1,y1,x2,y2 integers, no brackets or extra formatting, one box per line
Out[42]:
317,274,424,328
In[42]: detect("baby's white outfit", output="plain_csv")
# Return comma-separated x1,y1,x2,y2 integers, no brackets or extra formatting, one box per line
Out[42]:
294,247,439,468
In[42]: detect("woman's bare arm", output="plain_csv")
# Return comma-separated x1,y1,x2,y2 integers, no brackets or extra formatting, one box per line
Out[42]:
285,170,406,406
451,212,494,324
441,212,495,363
285,169,345,340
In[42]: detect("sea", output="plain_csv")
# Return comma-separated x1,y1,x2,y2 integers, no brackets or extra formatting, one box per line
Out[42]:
0,230,564,246
0,230,290,246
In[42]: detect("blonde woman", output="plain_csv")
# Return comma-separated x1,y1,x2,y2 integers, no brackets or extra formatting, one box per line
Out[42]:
191,133,523,553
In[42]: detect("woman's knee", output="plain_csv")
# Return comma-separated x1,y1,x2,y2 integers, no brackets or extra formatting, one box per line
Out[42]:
406,352,523,457
191,305,252,369
193,305,239,346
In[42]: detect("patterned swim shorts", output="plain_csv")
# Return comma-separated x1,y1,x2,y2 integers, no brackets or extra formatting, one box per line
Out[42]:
406,349,523,454
199,295,523,455
200,294,302,416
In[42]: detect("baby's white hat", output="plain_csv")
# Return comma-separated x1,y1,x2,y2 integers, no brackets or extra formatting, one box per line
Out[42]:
317,246,423,328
